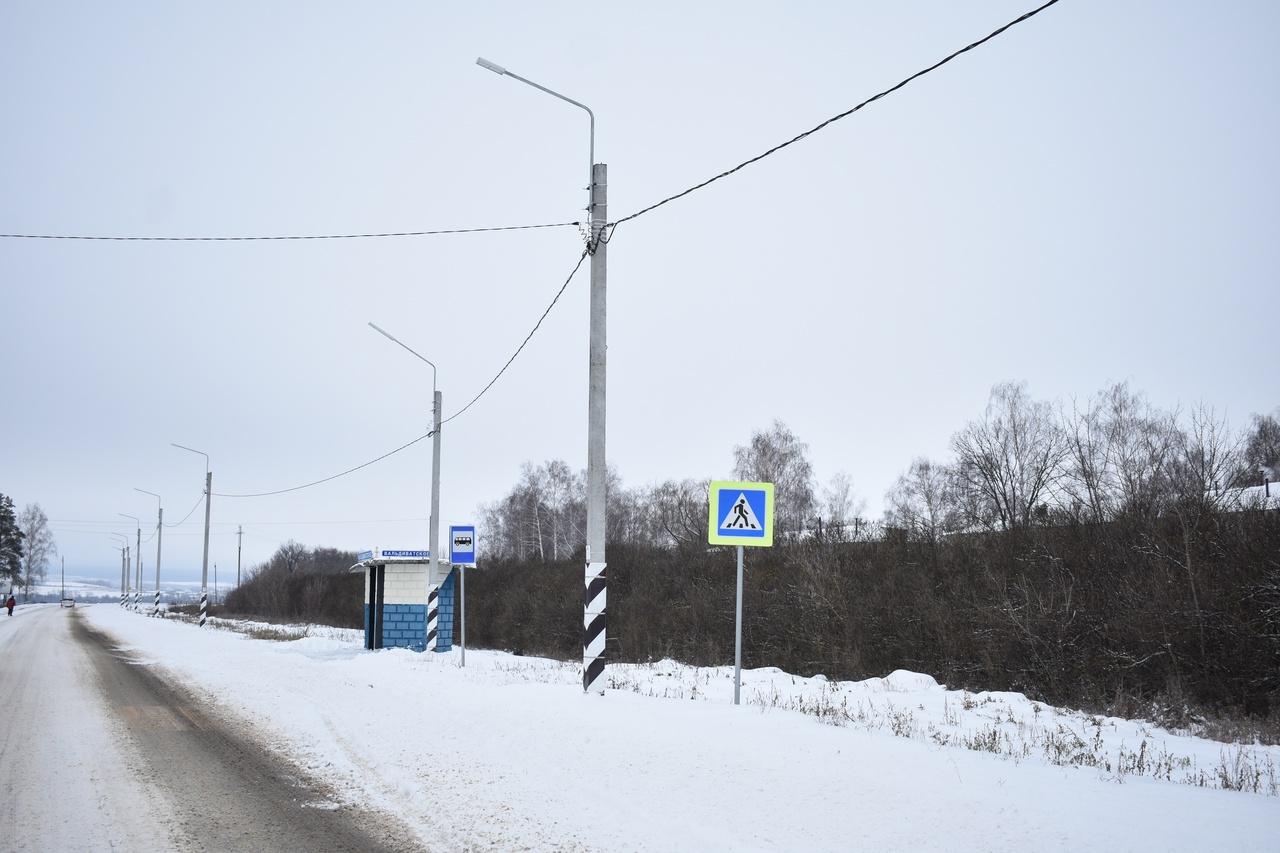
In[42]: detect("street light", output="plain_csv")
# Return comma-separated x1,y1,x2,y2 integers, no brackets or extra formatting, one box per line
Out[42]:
475,56,594,214
368,321,444,652
108,533,129,607
118,513,141,611
135,488,163,616
477,56,609,694
172,442,212,627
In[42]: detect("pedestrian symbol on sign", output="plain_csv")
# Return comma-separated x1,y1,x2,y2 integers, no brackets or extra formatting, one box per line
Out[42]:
721,494,761,530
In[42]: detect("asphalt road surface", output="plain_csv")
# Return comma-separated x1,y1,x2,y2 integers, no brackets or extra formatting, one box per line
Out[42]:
0,604,417,853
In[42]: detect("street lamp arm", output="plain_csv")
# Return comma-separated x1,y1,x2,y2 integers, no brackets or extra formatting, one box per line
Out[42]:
475,57,595,201
171,443,209,473
368,322,437,395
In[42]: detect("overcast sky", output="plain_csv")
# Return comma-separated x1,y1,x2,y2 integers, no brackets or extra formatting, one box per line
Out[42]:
2,1,1277,583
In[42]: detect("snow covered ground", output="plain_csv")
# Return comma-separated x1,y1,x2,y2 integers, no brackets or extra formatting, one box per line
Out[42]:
83,606,1278,852
18,578,220,604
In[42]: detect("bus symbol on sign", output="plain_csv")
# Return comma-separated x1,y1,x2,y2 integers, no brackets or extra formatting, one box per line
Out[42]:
449,525,477,567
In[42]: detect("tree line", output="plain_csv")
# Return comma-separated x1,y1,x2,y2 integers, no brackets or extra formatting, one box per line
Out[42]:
467,382,1279,720
222,381,1278,721
223,541,361,626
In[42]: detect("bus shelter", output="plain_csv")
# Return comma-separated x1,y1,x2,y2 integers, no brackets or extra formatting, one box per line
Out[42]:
352,547,455,651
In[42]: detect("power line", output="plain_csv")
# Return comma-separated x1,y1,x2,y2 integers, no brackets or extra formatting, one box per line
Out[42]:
185,248,587,500
53,517,428,526
166,493,206,528
611,0,1063,229
0,221,578,242
239,518,428,526
212,432,433,498
441,247,590,425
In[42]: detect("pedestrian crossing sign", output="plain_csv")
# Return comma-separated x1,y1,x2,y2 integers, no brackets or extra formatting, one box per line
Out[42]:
707,480,775,547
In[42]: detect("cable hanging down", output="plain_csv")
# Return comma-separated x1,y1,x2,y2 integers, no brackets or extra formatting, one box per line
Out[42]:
610,0,1062,229
165,493,206,528
441,247,589,425
212,247,589,498
0,221,579,242
213,432,434,498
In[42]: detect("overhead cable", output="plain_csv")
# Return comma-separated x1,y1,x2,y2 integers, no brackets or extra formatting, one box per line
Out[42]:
212,432,433,498
611,0,1063,229
441,248,589,425
208,247,588,497
0,221,578,242
165,493,206,527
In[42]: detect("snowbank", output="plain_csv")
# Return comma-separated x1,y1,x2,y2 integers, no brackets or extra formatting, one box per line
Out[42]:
83,606,1279,852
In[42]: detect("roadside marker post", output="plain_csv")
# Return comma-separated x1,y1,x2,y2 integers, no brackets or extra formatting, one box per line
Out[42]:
707,480,775,705
449,525,477,667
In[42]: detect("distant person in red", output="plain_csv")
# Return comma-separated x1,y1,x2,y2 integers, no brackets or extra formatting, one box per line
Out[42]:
5,595,14,616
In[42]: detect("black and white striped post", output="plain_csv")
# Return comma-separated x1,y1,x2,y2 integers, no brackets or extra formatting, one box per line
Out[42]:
199,591,207,627
425,584,439,651
583,562,607,693
153,590,160,618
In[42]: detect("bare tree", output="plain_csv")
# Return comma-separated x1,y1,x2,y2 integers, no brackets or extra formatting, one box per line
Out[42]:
821,472,865,533
1102,384,1180,520
272,540,309,574
1061,392,1111,523
951,382,1066,530
1059,382,1180,523
733,420,816,537
644,478,708,549
17,503,55,600
1167,403,1243,514
1238,412,1280,484
885,458,955,542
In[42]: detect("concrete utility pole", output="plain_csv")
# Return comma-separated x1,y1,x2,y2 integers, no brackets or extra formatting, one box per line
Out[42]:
137,489,163,616
475,56,608,695
172,444,212,627
583,162,608,695
367,322,443,651
428,388,442,648
236,525,242,587
155,506,162,614
110,534,127,606
120,514,141,611
201,470,212,624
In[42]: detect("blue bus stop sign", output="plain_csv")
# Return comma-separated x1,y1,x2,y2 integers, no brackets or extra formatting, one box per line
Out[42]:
449,525,477,566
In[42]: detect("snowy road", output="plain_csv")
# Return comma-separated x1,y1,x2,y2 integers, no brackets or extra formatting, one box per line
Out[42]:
0,605,414,853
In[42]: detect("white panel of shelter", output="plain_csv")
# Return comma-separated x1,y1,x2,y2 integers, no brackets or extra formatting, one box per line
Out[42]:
382,562,430,605
431,561,453,586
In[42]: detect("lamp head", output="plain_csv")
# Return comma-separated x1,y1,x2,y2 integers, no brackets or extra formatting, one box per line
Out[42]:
476,57,507,76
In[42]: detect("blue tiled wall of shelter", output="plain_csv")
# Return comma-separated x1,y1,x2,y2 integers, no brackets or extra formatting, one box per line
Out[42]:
361,569,458,652
381,603,427,650
436,570,456,651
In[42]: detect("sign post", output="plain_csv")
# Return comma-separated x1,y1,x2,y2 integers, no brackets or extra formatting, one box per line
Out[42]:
449,525,477,667
707,480,775,705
